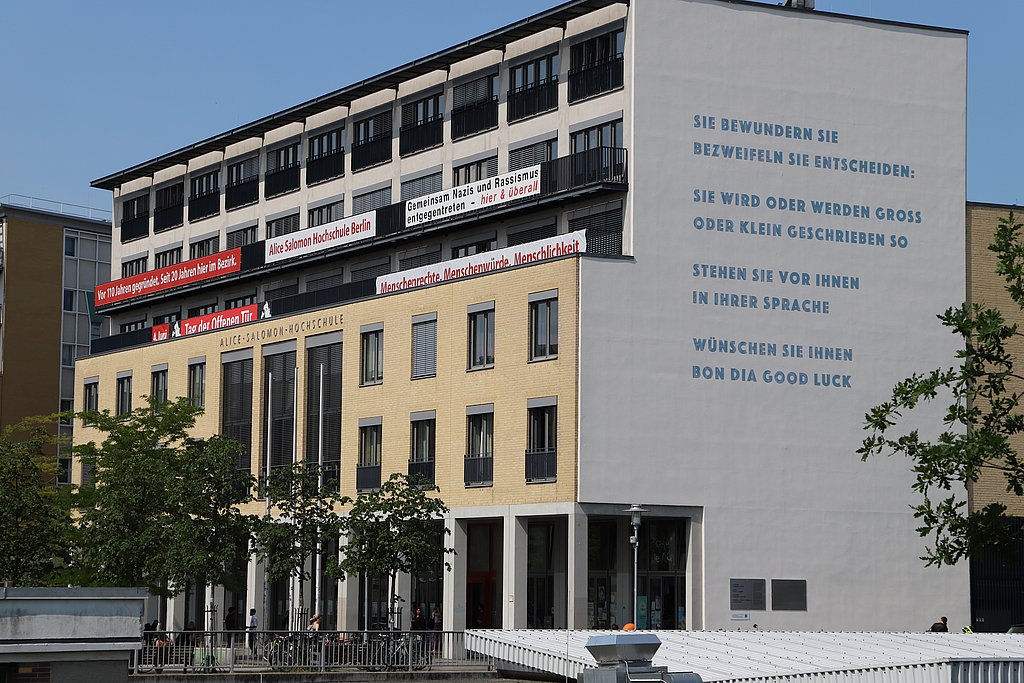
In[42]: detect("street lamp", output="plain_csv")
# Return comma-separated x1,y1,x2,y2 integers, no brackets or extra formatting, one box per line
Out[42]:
625,504,646,627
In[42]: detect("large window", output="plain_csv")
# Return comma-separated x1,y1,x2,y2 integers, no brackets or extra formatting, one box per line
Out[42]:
452,235,496,259
361,327,384,385
309,127,344,160
410,413,436,484
228,157,259,187
571,119,623,153
221,358,253,473
465,407,494,486
188,362,206,408
401,172,442,202
121,256,147,278
83,381,99,414
568,28,625,102
190,236,219,259
267,142,300,174
151,369,168,412
527,402,557,482
468,304,495,370
509,138,557,171
267,213,300,238
122,194,149,223
191,169,220,198
508,52,559,122
116,375,132,417
306,342,342,490
264,351,297,474
452,74,499,140
188,302,218,318
352,186,391,215
454,156,498,187
529,293,558,360
357,422,382,491
307,126,346,184
154,247,182,269
411,315,437,379
352,110,393,170
226,225,258,249
309,200,344,228
400,92,444,156
119,319,146,333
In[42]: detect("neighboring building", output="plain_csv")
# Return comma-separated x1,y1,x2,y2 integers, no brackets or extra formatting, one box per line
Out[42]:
0,195,111,482
79,0,969,633
965,201,1024,632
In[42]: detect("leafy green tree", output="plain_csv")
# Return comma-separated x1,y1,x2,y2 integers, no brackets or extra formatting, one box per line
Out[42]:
334,473,453,626
72,397,255,596
860,212,1024,566
0,420,71,585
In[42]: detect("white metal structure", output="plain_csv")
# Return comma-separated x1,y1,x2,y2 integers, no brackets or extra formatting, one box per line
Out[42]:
465,630,1024,683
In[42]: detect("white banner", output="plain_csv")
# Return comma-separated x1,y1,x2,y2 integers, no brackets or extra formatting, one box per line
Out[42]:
265,212,375,264
405,165,542,227
377,230,586,294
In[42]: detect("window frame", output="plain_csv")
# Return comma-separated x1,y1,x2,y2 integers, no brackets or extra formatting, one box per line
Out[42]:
410,417,436,463
467,305,495,371
188,362,206,408
529,294,559,361
116,375,132,417
360,328,384,386
359,423,382,466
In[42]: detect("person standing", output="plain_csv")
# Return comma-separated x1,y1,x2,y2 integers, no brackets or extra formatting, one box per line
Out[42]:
224,606,239,648
247,609,258,655
929,616,949,632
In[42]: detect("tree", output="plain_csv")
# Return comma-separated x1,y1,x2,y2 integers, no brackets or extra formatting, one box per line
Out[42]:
0,419,72,585
72,397,255,596
334,473,453,627
860,212,1024,566
251,461,347,618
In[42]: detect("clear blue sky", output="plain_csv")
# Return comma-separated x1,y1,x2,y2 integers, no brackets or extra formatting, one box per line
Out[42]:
1,0,1020,211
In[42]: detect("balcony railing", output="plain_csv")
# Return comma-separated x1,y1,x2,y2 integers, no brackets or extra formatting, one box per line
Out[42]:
451,98,498,140
542,146,628,192
306,149,345,185
264,164,300,198
525,448,557,482
120,214,149,242
153,203,183,232
464,454,493,487
188,191,220,221
507,78,558,122
356,464,381,491
400,116,443,156
568,54,624,103
225,177,259,210
408,459,435,484
351,133,392,172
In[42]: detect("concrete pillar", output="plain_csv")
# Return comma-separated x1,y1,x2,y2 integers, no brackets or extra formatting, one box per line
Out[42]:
444,515,468,632
686,513,703,630
395,571,412,629
247,554,265,631
552,515,568,629
503,513,528,628
165,592,186,631
567,506,589,629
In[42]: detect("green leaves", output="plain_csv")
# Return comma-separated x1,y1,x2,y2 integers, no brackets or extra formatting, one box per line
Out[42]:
861,212,1024,566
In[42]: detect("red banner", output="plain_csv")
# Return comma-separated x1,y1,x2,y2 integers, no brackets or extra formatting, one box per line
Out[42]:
151,304,260,342
96,248,242,306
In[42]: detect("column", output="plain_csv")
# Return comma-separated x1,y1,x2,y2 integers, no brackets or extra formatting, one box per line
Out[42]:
443,515,468,632
567,506,589,629
503,513,528,628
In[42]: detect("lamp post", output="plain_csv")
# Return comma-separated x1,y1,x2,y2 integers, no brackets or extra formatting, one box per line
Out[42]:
625,504,646,627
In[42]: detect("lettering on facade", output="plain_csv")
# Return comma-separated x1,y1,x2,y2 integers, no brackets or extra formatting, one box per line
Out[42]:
217,314,344,348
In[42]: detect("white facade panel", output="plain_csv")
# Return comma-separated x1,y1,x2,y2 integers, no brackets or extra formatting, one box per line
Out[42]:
579,0,968,630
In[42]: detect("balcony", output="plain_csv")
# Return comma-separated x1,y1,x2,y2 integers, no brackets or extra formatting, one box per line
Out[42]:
451,98,498,140
264,164,300,198
464,454,493,487
187,191,220,222
322,461,341,493
351,133,392,172
356,463,381,491
525,448,557,483
120,214,149,243
568,54,624,103
225,177,259,210
408,459,435,484
507,78,558,122
399,115,443,156
153,203,183,232
306,149,345,185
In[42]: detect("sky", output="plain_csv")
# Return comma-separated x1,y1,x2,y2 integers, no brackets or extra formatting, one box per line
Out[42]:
1,0,1021,214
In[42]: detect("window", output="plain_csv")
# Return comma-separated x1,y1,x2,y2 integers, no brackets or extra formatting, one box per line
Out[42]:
156,183,184,210
152,310,180,327
400,247,441,270
309,127,344,160
221,358,253,472
151,369,168,412
190,236,219,259
411,315,437,379
571,29,624,71
64,236,77,256
527,402,557,483
63,289,76,312
352,110,393,170
454,156,498,186
307,271,344,291
154,247,182,269
191,169,220,198
59,399,74,425
468,304,495,370
572,119,623,153
454,74,499,110
529,294,558,360
568,203,624,256
309,200,344,228
352,186,391,215
411,417,435,463
509,138,558,171
351,259,391,282
511,52,559,92
226,225,257,249
508,52,559,121
267,142,300,173
266,142,301,196
228,157,259,186
307,127,346,184
528,405,557,452
264,351,297,473
452,236,496,259
465,408,494,486
116,375,132,417
188,302,218,318
264,283,298,301
359,424,382,466
61,344,76,367
400,172,442,202
306,342,342,490
188,362,206,408
568,28,625,102
121,256,147,278
119,319,146,333
83,381,99,413
227,157,260,209
452,74,499,139
267,213,300,238
402,92,444,128
400,92,444,155
354,110,392,146
122,194,149,222
508,221,557,247
361,328,384,385
225,293,256,309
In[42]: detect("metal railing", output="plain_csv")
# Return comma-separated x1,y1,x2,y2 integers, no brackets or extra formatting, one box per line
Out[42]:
408,459,435,483
264,164,301,198
0,194,111,221
451,98,498,140
525,448,557,482
464,454,493,486
130,629,491,674
119,213,149,243
153,203,183,232
568,53,624,102
306,149,346,184
356,463,381,491
400,115,444,156
225,177,260,210
508,77,558,122
351,133,393,171
187,190,220,222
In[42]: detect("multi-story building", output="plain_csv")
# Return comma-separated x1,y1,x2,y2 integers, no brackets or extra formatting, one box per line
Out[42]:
0,195,111,482
80,0,971,632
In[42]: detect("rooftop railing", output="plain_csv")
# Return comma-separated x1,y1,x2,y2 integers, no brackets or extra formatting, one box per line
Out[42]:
0,194,111,222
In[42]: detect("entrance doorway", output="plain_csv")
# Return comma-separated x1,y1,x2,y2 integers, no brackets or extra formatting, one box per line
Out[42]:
466,521,502,628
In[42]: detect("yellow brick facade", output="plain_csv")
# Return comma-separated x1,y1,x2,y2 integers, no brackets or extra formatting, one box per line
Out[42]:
74,257,579,513
967,203,1024,516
